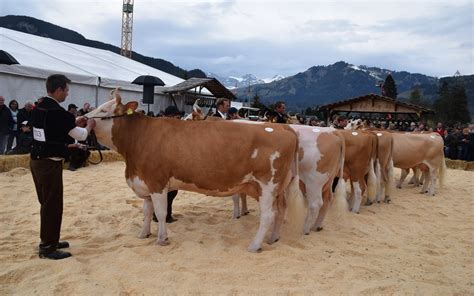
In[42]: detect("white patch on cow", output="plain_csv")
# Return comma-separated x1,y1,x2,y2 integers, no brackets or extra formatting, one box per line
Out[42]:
430,135,436,139
352,132,358,136
126,176,150,197
265,127,274,133
376,132,383,137
251,149,258,159
312,128,320,133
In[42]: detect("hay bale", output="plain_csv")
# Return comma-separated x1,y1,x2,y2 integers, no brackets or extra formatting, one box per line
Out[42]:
87,151,123,164
446,159,474,171
0,151,124,173
0,154,30,173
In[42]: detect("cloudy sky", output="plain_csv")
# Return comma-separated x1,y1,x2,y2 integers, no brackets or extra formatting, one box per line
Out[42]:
2,0,473,79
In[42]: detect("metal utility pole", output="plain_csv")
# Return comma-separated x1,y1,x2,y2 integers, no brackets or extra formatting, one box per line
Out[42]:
121,0,134,58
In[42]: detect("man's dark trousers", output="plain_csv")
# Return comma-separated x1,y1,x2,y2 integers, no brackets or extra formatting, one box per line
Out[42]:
30,159,63,252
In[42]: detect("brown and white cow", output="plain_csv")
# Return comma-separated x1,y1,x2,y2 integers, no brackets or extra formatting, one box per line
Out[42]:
346,119,446,196
337,129,378,213
391,132,446,196
229,123,348,234
86,91,304,252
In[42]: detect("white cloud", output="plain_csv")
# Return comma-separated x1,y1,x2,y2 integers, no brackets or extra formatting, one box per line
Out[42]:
1,0,472,77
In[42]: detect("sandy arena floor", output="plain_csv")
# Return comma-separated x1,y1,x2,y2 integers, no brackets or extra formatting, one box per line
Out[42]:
0,161,472,295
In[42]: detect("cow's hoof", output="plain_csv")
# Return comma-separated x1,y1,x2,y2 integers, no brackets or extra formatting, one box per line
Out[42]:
316,227,323,232
267,237,279,245
248,246,262,253
396,186,402,189
243,211,250,216
139,232,152,239
377,201,381,203
304,232,310,235
156,238,169,246
235,216,240,219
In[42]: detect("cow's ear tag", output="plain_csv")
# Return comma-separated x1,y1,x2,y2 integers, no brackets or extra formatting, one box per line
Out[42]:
126,108,134,115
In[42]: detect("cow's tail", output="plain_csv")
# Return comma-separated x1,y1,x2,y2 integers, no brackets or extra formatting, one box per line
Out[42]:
385,136,395,199
366,136,377,202
386,158,395,199
284,136,306,235
332,133,348,215
439,153,447,188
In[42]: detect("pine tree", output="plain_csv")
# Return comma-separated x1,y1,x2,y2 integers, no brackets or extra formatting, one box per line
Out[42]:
383,74,398,99
250,94,267,111
450,84,471,124
434,81,450,124
408,88,422,105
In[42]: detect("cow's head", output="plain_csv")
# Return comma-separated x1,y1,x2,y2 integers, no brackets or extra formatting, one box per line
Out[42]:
86,89,138,150
345,119,364,130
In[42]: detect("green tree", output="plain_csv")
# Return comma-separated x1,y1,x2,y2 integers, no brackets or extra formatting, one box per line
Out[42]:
250,94,267,111
434,81,471,125
433,81,451,124
450,84,471,124
383,74,398,100
408,88,422,105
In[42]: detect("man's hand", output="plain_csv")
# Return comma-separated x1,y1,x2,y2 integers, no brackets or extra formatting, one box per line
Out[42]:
76,116,88,127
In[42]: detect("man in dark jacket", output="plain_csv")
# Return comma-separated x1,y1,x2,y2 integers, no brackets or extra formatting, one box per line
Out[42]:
0,96,14,154
273,101,288,123
30,74,96,260
17,101,34,127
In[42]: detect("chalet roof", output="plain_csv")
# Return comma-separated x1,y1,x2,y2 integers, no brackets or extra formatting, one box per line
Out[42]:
162,77,237,101
317,93,434,114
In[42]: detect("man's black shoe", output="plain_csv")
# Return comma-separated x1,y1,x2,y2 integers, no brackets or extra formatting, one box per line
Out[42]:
39,250,72,260
166,217,178,223
57,241,70,249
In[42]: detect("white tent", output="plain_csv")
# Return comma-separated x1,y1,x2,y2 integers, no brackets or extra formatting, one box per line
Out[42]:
0,27,193,113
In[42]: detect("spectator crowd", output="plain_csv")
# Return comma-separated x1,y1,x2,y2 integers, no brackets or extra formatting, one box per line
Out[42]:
1,96,473,162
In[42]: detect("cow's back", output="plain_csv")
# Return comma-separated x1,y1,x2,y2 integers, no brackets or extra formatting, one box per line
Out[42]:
391,132,444,169
112,115,298,196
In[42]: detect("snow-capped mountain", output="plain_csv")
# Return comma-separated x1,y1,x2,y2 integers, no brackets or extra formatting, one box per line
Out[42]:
207,73,285,89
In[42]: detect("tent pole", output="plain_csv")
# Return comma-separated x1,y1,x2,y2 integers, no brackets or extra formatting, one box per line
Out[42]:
95,77,101,108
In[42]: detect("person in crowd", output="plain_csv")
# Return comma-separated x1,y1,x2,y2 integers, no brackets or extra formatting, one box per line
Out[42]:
408,122,417,131
308,117,318,126
273,101,288,123
435,122,445,137
445,127,460,159
213,98,230,119
6,120,33,155
146,111,155,117
67,104,78,116
0,96,14,154
228,107,241,120
78,102,91,116
332,115,348,129
152,105,181,223
459,127,470,161
467,124,474,161
416,123,427,132
30,74,96,260
17,101,34,128
67,141,90,171
6,99,20,152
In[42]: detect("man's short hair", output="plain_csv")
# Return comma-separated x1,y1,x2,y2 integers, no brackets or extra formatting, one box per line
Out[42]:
228,107,238,114
215,98,230,108
46,74,71,94
337,115,347,121
275,101,285,109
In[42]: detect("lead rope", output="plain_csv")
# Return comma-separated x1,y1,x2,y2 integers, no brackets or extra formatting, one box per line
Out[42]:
87,130,103,165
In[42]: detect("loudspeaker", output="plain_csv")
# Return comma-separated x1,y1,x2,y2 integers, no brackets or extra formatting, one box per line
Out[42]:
143,85,154,104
